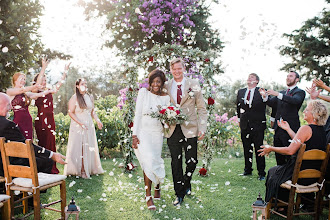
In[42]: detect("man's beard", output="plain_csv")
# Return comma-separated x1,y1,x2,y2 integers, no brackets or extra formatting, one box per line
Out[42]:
287,81,295,87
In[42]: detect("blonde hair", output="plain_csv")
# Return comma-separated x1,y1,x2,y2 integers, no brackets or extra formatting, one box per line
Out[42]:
12,72,25,87
308,100,328,125
170,58,185,68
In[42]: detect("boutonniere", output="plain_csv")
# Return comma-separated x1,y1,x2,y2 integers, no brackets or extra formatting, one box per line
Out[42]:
188,88,195,98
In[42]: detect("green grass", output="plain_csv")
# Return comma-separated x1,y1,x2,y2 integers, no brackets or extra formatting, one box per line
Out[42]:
12,157,330,219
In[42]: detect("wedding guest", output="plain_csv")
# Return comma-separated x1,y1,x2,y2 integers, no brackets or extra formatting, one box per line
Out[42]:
132,69,170,210
165,58,207,206
236,73,266,180
260,71,305,165
64,78,104,179
258,100,328,203
0,92,66,176
306,79,330,143
32,58,71,174
6,72,54,140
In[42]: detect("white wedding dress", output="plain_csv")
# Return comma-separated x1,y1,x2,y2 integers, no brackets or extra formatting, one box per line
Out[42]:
133,88,170,184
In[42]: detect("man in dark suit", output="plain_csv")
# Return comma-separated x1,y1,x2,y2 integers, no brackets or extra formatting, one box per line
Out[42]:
260,71,305,165
0,92,66,176
236,73,267,180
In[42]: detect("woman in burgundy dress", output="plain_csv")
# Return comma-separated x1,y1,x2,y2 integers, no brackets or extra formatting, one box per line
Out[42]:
6,72,52,140
33,58,70,174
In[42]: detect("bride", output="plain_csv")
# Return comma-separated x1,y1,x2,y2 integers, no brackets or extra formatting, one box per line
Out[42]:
132,69,170,210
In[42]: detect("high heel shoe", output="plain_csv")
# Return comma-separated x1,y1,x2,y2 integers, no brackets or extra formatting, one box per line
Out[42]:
146,196,156,210
154,188,161,200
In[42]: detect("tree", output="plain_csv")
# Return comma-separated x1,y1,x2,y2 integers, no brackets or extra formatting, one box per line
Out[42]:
0,1,72,91
78,0,223,59
0,0,44,90
280,1,330,84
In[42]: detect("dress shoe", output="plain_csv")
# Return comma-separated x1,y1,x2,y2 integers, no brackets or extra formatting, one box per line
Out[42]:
258,175,265,180
239,171,252,176
185,188,191,196
173,197,183,206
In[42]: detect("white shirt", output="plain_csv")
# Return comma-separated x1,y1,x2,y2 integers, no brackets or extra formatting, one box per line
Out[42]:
277,85,297,100
244,87,256,108
171,78,186,104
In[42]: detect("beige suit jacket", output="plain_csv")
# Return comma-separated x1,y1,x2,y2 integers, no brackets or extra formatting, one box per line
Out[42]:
164,77,208,138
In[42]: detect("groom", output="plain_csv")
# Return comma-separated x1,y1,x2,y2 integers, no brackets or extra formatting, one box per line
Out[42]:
165,58,207,206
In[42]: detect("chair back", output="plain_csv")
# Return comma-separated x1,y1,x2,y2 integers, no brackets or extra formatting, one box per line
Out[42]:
291,143,330,185
0,137,39,188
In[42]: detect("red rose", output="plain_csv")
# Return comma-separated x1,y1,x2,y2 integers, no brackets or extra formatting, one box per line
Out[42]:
168,106,174,111
199,168,207,176
128,122,133,128
204,58,210,62
148,56,154,62
208,97,215,105
126,162,135,171
176,110,180,115
128,87,133,91
160,109,166,114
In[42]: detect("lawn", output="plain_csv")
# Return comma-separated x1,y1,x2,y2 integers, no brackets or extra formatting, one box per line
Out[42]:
13,157,330,219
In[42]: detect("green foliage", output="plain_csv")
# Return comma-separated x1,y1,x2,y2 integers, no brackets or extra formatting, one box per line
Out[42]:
280,4,330,84
94,95,118,111
0,0,44,90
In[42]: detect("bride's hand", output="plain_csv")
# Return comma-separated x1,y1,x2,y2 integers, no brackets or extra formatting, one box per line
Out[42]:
132,135,139,149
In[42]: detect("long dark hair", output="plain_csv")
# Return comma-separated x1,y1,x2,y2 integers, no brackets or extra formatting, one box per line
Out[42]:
75,78,90,109
148,69,166,95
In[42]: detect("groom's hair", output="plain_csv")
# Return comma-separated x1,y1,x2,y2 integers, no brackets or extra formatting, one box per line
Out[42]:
170,58,185,68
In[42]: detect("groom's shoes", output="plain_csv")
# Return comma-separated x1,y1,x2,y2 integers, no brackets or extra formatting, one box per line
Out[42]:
185,188,191,196
173,197,183,206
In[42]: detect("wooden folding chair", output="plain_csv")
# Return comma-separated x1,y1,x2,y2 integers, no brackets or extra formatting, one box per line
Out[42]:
267,143,330,220
0,137,66,220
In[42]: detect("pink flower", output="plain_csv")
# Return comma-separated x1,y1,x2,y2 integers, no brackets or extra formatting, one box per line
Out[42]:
176,110,180,115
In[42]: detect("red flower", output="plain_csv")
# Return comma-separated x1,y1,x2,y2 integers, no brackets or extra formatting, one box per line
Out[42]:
199,168,207,176
128,87,133,91
168,106,174,111
128,122,133,128
208,97,215,105
160,109,166,114
148,56,154,62
126,162,135,171
176,110,180,115
204,58,210,62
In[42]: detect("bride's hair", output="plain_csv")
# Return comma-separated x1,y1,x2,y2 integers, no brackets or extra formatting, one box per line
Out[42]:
148,69,166,95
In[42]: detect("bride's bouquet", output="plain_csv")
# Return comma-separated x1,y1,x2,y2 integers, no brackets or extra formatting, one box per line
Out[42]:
147,104,188,132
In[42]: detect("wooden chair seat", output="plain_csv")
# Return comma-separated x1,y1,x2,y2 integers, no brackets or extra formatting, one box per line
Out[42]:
280,180,321,193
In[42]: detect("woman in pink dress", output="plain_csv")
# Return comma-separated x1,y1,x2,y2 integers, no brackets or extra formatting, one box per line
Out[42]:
6,72,53,140
32,58,71,174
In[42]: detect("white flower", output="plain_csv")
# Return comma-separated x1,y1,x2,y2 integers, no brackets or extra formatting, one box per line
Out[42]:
135,8,142,15
225,181,230,186
188,91,194,97
2,47,8,53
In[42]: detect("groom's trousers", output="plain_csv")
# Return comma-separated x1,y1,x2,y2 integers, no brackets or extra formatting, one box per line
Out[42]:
167,125,198,198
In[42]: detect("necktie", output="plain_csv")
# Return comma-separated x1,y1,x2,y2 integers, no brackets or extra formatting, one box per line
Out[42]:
286,89,290,95
177,85,182,104
246,89,251,103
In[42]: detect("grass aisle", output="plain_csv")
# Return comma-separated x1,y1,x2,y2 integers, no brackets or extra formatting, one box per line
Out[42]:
33,157,328,219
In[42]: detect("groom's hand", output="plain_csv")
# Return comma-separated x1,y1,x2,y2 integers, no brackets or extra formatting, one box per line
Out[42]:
198,131,205,141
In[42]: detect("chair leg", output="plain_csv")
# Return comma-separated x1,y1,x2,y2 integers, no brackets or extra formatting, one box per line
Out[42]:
265,201,272,219
60,181,66,219
314,191,322,220
33,190,41,220
295,193,301,213
287,189,296,220
4,190,13,220
22,191,28,214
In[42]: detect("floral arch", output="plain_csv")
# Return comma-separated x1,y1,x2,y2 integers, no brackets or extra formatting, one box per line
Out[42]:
118,44,222,172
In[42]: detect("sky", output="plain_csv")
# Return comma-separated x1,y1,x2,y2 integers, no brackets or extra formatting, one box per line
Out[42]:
39,0,328,89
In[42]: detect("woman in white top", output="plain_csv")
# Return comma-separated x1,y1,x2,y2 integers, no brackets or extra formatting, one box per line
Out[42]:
132,69,170,210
